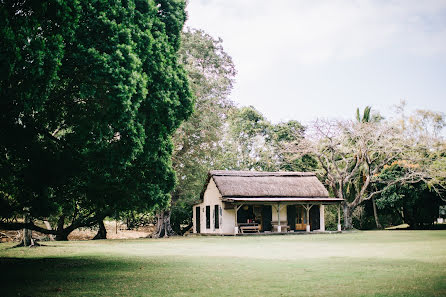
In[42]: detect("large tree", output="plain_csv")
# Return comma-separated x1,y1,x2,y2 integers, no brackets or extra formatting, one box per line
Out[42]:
225,106,310,172
0,0,193,242
288,118,431,229
355,106,383,229
153,28,236,237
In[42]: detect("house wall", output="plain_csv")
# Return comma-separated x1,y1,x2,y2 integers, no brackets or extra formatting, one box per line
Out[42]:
193,178,235,235
222,208,236,234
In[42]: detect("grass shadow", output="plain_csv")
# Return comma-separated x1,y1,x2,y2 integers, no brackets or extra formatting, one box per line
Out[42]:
0,256,148,297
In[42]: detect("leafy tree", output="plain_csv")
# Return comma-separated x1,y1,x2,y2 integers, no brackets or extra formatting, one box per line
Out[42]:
354,106,383,229
224,106,311,172
153,28,236,237
377,163,443,228
274,121,317,172
288,118,432,229
394,101,446,198
0,0,82,242
225,106,278,171
0,0,193,242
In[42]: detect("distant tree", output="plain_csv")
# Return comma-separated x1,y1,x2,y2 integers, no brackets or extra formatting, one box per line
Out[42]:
394,101,446,198
225,106,278,171
376,163,443,228
288,118,431,229
355,106,383,229
0,0,193,243
224,106,310,172
430,151,446,196
275,120,318,172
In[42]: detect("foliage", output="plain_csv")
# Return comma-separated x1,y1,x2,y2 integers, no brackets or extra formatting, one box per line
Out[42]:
120,211,154,230
0,0,80,221
287,117,432,229
376,163,443,228
225,106,311,172
323,205,340,231
167,28,236,234
0,0,193,236
225,106,277,171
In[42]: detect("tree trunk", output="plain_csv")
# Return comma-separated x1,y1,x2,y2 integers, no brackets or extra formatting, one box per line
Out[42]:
372,198,382,229
14,214,39,247
22,214,32,246
93,220,107,240
55,215,69,241
343,203,353,230
152,210,176,238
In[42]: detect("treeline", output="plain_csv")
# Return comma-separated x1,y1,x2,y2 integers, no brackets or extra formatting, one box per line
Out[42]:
164,31,446,234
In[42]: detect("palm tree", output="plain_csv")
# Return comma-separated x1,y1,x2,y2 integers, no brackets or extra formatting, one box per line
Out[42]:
355,106,382,229
356,106,371,123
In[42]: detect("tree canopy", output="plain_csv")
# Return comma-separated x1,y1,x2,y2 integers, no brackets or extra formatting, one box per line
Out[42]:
0,0,193,238
157,28,236,235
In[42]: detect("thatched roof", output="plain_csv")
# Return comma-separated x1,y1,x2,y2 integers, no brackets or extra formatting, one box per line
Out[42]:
208,170,330,199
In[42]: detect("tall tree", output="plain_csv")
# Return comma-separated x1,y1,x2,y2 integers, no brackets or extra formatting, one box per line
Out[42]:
0,0,81,244
0,0,193,242
223,106,311,172
153,28,236,237
288,118,431,229
355,106,382,229
225,106,278,171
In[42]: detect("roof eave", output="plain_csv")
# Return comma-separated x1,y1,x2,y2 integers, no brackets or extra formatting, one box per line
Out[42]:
221,197,343,203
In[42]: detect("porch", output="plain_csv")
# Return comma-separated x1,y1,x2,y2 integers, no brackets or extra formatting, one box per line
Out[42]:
223,199,343,235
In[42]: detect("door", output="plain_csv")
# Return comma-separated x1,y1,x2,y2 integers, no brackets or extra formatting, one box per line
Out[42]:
287,205,297,231
261,205,272,231
195,206,200,233
309,205,320,231
295,206,306,230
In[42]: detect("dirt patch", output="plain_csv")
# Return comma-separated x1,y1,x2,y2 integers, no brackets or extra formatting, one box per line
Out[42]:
0,230,22,243
1,221,156,242
68,221,155,240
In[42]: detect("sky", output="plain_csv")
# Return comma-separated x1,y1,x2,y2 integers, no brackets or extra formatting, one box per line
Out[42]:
185,0,446,124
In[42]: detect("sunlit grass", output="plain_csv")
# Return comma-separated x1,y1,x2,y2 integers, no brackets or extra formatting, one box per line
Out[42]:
1,231,445,296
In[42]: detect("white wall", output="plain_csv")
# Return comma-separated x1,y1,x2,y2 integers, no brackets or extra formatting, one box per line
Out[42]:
193,178,235,235
222,208,236,234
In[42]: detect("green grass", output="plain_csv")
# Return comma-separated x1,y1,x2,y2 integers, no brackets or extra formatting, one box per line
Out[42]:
1,231,445,297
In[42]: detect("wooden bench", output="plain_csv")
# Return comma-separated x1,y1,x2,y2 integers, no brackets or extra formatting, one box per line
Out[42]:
239,224,260,233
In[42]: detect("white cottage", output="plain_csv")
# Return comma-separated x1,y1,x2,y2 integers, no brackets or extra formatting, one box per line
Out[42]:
193,171,343,235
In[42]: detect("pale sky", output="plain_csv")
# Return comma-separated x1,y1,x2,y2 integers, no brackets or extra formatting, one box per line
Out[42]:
185,0,446,123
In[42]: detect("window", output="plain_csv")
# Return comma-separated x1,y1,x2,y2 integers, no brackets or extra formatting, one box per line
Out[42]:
214,205,219,229
206,206,210,229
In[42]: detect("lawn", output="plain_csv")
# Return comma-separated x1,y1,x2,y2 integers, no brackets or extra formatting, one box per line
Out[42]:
0,231,445,297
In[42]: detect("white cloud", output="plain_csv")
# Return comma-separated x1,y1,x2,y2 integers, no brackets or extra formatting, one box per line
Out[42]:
185,0,446,123
187,0,446,65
